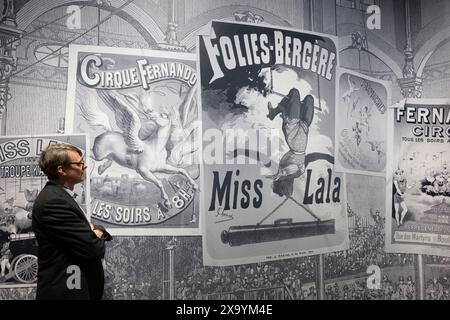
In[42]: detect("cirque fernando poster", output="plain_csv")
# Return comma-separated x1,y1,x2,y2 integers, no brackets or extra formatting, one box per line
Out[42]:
386,99,450,256
65,45,200,236
0,134,87,287
335,68,390,176
198,21,349,266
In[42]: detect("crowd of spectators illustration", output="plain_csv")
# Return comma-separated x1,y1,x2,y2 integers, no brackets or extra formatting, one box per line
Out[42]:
170,206,423,300
96,206,450,300
2,208,449,300
324,207,414,280
0,286,35,300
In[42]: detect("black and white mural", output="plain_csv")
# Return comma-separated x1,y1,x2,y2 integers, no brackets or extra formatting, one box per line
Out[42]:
1,0,450,300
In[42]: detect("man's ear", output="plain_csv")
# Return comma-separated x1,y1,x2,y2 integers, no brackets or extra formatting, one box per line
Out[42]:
57,165,67,176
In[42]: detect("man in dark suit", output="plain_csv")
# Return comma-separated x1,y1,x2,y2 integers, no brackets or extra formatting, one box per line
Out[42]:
32,143,112,300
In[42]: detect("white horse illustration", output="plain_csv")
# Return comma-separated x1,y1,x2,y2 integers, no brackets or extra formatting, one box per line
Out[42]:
78,87,199,207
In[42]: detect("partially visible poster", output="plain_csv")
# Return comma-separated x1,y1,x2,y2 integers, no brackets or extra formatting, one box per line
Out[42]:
199,21,349,266
65,45,200,236
335,68,390,176
0,134,87,288
386,99,450,256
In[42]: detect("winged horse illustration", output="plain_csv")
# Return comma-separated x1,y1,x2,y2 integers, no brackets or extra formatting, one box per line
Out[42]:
77,85,199,208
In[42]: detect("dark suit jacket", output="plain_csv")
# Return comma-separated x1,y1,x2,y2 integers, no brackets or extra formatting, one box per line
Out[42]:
32,181,111,300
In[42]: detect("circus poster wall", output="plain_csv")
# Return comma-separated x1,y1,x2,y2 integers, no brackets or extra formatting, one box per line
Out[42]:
65,45,201,236
0,134,87,287
335,68,390,176
198,21,349,266
386,99,450,256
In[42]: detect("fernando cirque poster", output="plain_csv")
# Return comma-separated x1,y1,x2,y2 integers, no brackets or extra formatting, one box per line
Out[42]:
0,134,87,287
198,21,349,266
65,45,200,236
335,68,390,176
386,99,450,256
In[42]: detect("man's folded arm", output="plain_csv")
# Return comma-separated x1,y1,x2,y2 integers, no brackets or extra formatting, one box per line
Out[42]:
39,200,106,261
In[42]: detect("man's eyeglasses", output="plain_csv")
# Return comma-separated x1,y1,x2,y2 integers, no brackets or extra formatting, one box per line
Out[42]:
67,159,86,166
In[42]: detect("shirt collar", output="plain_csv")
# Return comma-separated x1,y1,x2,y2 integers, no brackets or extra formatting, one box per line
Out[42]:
62,187,78,199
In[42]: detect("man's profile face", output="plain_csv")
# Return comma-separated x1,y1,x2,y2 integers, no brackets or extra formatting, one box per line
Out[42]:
64,150,87,184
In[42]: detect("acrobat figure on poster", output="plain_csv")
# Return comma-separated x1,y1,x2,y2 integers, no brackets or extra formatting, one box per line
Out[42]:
393,168,415,226
367,140,384,163
342,75,360,103
0,242,12,279
352,122,362,147
359,105,371,136
266,88,314,197
347,97,360,119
